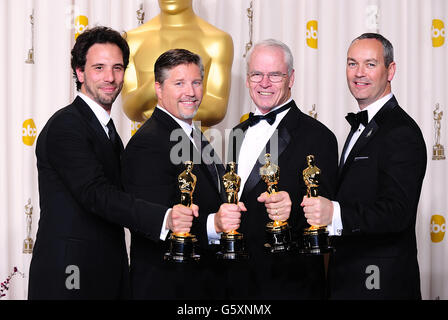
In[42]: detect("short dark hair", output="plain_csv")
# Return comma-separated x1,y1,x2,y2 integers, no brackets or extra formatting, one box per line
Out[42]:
154,48,204,84
71,26,130,91
351,33,394,68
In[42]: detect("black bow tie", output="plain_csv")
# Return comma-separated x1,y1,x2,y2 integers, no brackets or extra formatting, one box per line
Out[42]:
345,110,369,130
248,104,290,127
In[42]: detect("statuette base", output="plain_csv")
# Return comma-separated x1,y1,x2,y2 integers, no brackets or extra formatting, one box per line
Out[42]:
299,226,333,255
164,233,200,263
217,232,248,260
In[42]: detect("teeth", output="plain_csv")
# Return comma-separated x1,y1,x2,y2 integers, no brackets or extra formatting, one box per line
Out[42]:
259,92,273,96
180,101,197,108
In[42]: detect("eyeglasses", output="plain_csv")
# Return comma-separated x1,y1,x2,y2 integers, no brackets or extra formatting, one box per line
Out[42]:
248,72,287,83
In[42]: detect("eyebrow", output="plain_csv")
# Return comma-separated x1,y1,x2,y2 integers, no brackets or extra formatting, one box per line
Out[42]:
347,57,378,63
249,71,284,74
172,78,203,82
91,63,124,68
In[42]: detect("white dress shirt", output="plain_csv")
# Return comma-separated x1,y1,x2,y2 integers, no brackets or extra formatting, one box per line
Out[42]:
78,93,112,137
207,99,293,243
237,98,292,198
328,93,393,236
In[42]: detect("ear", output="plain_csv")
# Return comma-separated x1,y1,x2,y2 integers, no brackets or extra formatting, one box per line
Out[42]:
155,81,163,101
75,67,85,85
387,62,396,82
288,69,295,88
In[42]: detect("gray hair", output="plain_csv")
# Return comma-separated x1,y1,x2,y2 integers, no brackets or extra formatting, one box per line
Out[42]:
351,33,394,68
246,39,294,75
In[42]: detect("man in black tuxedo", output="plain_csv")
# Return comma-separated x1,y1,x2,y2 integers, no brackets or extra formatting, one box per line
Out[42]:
302,33,427,299
218,39,338,299
121,49,245,299
28,27,196,300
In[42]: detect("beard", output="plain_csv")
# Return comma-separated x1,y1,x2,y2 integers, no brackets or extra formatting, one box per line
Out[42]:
84,81,122,111
178,101,200,121
179,107,199,120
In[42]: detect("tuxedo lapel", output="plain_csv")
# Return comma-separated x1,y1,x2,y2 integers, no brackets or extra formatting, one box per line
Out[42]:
242,155,264,196
75,97,108,141
73,96,121,161
228,121,250,166
338,128,356,175
216,162,227,202
153,108,224,199
153,107,194,163
339,96,398,179
341,120,379,177
276,125,291,161
197,129,226,199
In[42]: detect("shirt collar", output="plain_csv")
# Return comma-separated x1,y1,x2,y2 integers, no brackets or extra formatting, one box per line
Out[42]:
156,105,194,136
254,97,293,116
361,93,393,122
78,92,111,127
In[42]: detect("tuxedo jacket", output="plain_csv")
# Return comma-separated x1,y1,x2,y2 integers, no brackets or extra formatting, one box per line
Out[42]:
28,96,168,299
121,107,226,300
228,100,339,299
329,96,427,299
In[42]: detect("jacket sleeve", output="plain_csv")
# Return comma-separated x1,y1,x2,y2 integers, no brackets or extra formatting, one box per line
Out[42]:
339,125,427,236
45,112,168,242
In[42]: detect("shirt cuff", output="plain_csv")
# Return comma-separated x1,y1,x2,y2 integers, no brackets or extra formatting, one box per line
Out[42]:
160,208,171,241
207,213,221,244
327,201,343,236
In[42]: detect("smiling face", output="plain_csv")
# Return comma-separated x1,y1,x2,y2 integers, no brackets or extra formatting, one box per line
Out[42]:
246,45,294,114
76,43,125,113
155,63,203,124
346,38,396,110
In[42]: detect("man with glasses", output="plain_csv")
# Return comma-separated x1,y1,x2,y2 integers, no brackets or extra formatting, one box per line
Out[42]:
217,39,339,299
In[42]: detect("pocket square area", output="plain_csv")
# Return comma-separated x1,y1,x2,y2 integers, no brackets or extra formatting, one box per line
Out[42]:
354,156,369,161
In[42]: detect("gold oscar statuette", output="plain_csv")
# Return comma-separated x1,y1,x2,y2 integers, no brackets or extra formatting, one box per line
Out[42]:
164,161,200,263
23,199,34,254
25,11,35,64
299,155,333,255
259,154,292,253
216,162,248,260
308,104,317,120
122,0,234,128
433,103,445,160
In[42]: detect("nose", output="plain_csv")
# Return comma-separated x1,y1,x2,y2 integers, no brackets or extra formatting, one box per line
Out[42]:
259,74,272,87
185,83,195,96
354,65,365,78
103,68,115,83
